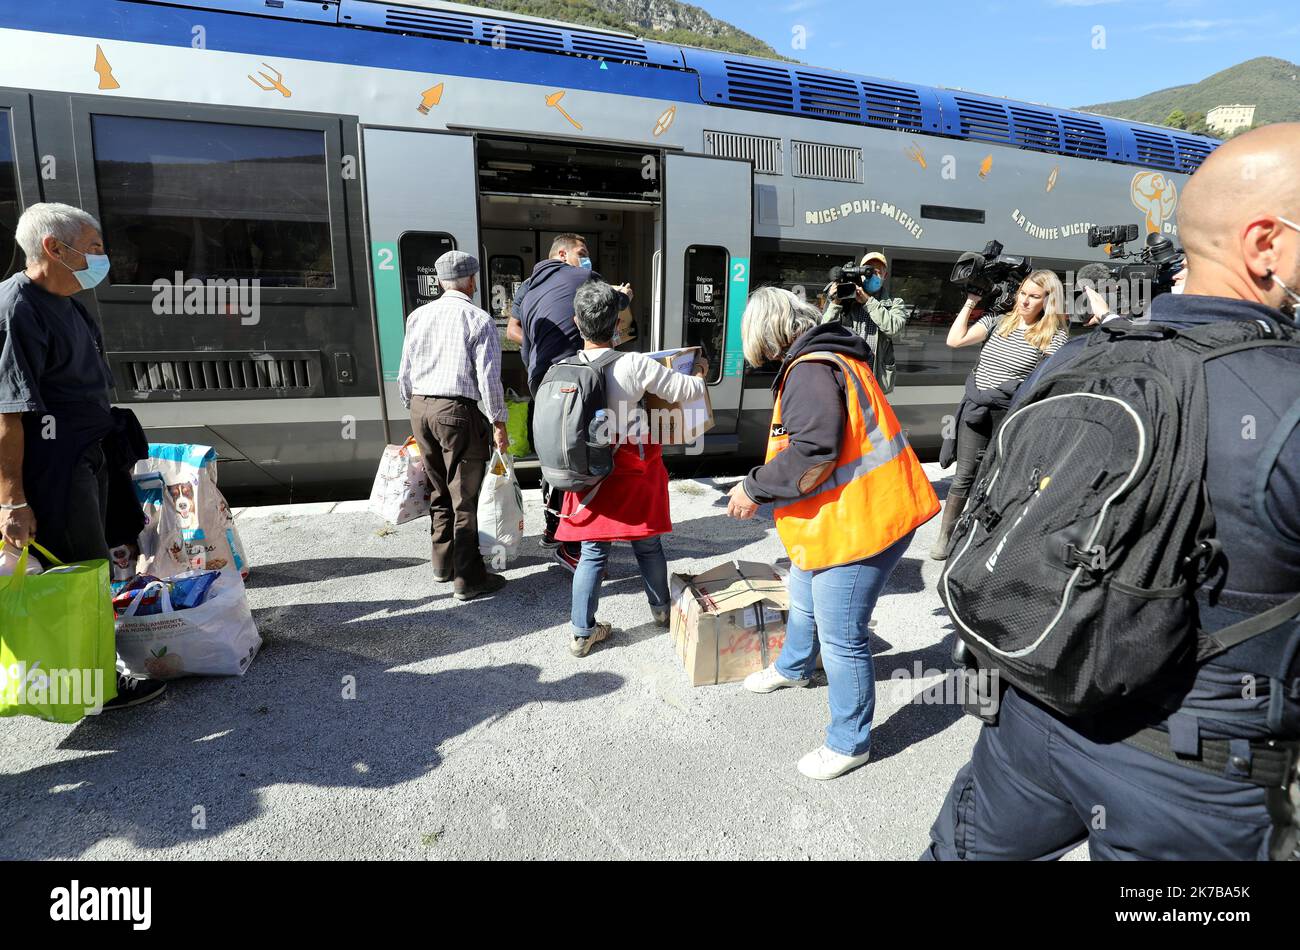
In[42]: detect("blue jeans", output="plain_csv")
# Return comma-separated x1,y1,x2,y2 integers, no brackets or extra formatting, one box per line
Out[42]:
775,533,913,757
570,537,670,637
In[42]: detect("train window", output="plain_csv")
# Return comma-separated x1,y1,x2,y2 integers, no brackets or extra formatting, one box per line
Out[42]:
398,232,456,316
0,110,21,280
488,254,524,330
90,115,334,288
683,245,727,385
888,259,981,383
749,249,843,376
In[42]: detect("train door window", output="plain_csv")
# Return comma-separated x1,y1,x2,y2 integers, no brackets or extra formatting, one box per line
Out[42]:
888,259,980,384
488,253,524,325
0,109,20,279
398,232,456,315
683,245,727,385
89,114,334,288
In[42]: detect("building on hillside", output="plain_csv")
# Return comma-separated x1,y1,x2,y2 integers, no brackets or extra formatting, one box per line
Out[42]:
1206,104,1256,135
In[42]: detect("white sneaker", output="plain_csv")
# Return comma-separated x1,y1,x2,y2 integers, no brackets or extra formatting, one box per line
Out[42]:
797,745,871,780
743,665,809,694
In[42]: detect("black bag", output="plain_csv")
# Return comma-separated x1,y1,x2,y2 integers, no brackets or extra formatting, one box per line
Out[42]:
939,318,1300,717
533,350,622,494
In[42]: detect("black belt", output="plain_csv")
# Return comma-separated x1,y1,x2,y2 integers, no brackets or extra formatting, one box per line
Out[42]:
415,394,476,404
1125,727,1300,788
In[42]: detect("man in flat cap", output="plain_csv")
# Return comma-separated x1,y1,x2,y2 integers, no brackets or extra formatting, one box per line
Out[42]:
398,250,510,601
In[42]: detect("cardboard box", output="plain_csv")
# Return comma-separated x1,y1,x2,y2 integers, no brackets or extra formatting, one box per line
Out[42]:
641,346,715,445
669,560,789,686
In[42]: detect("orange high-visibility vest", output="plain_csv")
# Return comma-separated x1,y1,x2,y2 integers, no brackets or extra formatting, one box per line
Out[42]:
765,351,939,571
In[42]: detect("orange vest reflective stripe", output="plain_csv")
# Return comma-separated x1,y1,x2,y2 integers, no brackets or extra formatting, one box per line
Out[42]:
765,352,940,571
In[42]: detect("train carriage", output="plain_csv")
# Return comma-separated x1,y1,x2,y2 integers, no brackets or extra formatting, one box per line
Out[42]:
0,0,1217,500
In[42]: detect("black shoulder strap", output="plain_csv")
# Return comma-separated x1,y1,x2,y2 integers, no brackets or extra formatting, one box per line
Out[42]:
587,350,624,373
1197,590,1300,663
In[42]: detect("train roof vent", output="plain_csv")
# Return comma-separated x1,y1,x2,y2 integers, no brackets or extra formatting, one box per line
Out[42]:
954,96,1013,144
478,18,566,54
569,30,649,61
795,70,862,121
1132,128,1177,171
1172,135,1214,173
379,5,475,40
792,141,863,183
861,81,925,132
723,59,795,111
704,130,783,175
1059,114,1109,159
1009,105,1060,152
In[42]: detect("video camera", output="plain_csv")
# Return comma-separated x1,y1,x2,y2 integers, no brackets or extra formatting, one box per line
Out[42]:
949,240,1034,313
828,262,872,303
1084,225,1186,302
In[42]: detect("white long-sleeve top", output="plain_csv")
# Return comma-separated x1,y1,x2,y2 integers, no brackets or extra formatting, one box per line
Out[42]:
575,347,705,441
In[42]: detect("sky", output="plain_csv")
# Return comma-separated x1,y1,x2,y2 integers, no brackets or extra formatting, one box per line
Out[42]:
699,0,1300,110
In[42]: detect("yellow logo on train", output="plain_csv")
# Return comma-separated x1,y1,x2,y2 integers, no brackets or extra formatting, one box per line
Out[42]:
1130,171,1178,234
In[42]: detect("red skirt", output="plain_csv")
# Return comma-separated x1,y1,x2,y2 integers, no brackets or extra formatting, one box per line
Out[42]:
555,442,672,542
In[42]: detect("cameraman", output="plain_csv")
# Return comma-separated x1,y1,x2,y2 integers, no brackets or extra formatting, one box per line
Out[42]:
924,122,1300,861
821,252,908,393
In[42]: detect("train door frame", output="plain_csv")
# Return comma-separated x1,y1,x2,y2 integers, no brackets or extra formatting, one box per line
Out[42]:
0,89,41,280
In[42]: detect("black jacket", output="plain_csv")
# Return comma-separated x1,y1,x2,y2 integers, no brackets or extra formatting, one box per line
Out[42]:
937,373,1023,469
743,324,875,504
513,260,628,395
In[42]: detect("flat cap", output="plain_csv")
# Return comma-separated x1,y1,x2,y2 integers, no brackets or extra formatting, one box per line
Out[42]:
434,249,479,280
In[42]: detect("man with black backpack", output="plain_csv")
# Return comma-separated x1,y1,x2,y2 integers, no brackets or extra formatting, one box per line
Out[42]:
925,123,1300,861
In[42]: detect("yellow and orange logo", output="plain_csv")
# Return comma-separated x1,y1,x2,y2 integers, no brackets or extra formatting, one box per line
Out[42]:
1131,171,1178,234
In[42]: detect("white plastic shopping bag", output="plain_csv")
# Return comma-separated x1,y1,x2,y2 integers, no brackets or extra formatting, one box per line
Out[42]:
478,449,524,565
368,436,431,525
114,575,262,679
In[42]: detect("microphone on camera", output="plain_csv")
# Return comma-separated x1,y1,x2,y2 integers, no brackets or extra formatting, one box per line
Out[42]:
1075,263,1111,291
828,266,845,283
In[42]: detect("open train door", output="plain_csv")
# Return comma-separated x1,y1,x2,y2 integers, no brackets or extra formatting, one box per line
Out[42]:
362,128,480,438
662,153,752,448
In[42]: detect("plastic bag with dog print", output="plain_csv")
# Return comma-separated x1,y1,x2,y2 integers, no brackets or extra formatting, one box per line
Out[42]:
130,445,250,581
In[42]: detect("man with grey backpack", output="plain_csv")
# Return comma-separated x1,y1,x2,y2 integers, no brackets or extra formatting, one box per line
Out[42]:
925,123,1300,861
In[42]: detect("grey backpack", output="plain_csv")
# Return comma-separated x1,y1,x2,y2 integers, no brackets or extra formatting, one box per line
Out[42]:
533,350,622,493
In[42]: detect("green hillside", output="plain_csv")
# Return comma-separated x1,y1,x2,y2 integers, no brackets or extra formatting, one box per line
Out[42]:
468,0,788,60
1081,56,1300,131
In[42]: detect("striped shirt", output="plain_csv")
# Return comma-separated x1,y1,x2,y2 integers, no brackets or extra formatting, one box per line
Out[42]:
397,290,506,422
973,313,1068,390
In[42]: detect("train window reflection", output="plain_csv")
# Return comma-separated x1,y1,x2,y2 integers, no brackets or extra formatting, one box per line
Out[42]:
887,259,980,384
683,245,727,385
749,249,843,376
91,114,334,288
0,110,21,280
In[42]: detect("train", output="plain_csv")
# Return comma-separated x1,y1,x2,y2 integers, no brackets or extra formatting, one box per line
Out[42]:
0,0,1219,501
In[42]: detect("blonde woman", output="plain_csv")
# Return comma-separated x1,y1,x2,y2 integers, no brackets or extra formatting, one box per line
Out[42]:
727,288,938,780
931,271,1069,559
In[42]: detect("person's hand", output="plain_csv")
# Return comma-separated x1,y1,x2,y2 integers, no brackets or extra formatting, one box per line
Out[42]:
854,286,869,306
692,356,710,380
727,482,759,520
0,505,37,550
493,422,511,454
1083,286,1111,326
965,291,984,306
616,282,634,303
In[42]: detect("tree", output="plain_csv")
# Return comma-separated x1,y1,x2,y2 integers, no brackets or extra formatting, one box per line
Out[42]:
1164,109,1188,129
1186,111,1210,135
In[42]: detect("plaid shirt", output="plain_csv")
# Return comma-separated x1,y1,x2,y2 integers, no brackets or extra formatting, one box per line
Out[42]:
398,290,506,422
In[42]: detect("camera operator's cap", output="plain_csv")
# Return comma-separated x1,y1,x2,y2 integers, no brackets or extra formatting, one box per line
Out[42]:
434,249,479,280
861,251,888,269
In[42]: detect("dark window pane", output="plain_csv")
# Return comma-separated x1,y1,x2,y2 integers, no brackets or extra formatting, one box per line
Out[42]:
0,110,21,280
488,254,524,352
683,245,727,385
91,114,333,288
750,248,843,375
399,231,456,315
888,259,979,384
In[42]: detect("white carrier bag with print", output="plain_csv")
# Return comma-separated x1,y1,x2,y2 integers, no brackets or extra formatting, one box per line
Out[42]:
114,574,262,679
478,449,525,565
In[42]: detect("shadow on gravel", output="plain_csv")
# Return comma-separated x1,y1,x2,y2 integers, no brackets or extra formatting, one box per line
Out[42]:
248,557,426,588
0,648,621,859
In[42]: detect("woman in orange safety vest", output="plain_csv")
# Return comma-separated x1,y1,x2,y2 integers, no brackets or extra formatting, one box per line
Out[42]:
727,287,939,780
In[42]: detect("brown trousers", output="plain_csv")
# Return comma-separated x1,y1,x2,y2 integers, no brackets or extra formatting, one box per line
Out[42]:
409,395,490,583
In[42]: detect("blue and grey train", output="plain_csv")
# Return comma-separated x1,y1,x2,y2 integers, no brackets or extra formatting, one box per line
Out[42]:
0,0,1219,500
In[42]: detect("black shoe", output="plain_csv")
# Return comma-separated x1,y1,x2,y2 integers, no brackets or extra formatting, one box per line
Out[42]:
453,573,507,602
103,675,167,711
432,568,453,582
552,543,581,574
539,533,561,550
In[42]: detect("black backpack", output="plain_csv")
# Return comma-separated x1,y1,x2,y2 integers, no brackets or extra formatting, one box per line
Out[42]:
939,317,1300,717
533,350,622,494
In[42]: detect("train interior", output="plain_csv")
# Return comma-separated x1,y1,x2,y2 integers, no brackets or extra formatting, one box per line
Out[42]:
476,136,662,455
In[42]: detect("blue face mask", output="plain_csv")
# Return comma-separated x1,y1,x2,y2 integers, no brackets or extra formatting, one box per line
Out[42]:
864,274,883,294
57,240,110,290
578,257,593,271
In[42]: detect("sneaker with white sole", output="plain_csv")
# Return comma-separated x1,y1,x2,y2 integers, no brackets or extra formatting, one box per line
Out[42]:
742,664,809,694
797,745,870,780
569,621,612,657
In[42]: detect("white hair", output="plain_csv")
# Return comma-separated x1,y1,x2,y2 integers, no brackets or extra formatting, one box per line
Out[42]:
15,202,102,266
741,287,821,367
438,275,474,294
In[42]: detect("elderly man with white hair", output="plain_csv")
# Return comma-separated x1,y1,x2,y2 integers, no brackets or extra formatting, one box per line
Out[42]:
0,201,165,709
398,249,511,602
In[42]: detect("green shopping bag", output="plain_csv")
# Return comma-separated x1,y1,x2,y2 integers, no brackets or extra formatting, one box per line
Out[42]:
505,390,532,459
0,541,118,723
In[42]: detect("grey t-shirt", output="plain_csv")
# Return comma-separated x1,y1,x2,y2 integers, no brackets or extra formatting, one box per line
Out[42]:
0,272,114,420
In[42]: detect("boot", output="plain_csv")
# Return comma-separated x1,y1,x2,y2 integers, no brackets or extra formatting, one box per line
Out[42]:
929,494,968,561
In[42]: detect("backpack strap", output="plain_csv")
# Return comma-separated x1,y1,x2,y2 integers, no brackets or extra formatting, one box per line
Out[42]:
1197,590,1300,663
